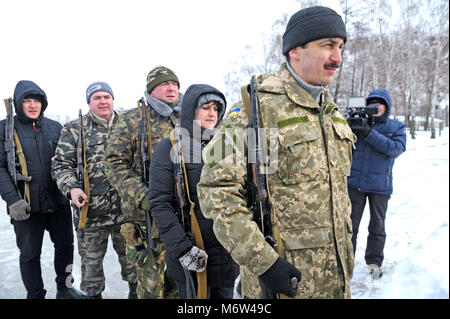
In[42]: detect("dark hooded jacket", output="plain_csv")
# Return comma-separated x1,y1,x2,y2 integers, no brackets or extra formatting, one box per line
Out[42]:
0,80,68,213
149,84,239,287
348,89,407,194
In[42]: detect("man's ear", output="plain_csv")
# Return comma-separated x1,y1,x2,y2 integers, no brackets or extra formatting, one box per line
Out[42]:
289,47,302,62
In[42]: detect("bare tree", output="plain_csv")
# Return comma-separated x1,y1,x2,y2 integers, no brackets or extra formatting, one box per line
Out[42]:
423,0,449,138
223,0,321,104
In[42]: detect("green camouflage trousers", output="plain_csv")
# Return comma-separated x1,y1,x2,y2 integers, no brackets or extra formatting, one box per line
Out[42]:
126,237,179,299
77,224,137,297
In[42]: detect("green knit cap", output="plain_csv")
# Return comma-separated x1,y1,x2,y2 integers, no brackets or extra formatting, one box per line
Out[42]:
146,65,180,93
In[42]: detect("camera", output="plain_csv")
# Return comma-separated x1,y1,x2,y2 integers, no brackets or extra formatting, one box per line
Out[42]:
346,96,379,130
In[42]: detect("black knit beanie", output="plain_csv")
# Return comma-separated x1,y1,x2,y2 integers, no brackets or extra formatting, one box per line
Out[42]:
282,6,347,55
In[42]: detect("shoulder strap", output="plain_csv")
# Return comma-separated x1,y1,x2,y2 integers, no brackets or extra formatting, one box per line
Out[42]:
169,113,177,128
13,131,31,204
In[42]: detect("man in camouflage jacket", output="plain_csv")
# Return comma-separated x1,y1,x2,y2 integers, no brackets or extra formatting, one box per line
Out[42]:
52,82,137,298
105,66,182,298
197,6,356,299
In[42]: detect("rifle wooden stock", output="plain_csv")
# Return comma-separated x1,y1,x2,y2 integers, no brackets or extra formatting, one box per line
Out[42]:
76,110,90,230
170,128,207,299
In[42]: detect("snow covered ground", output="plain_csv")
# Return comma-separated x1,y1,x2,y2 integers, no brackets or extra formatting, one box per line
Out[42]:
0,128,448,299
350,127,449,299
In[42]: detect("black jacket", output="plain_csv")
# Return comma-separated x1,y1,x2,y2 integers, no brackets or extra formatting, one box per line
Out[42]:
149,84,239,288
0,80,68,213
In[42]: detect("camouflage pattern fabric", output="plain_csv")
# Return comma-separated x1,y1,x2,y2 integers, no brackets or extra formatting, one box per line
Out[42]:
198,63,356,299
77,225,136,296
146,65,180,94
51,111,125,228
105,99,180,298
52,111,136,297
105,104,178,223
126,237,178,299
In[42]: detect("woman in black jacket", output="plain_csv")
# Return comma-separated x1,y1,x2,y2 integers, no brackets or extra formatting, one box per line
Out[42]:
149,84,239,299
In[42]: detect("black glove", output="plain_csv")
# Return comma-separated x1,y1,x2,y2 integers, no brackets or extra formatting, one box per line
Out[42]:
361,124,372,137
258,257,301,298
351,122,371,137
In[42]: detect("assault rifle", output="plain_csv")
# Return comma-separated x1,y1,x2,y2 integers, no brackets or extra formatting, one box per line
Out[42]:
3,98,32,199
245,76,298,298
76,109,89,230
246,76,277,250
139,97,155,250
172,125,197,299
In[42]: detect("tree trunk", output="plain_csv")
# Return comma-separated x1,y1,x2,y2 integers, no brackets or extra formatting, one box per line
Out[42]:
359,63,365,96
410,115,416,139
351,60,356,96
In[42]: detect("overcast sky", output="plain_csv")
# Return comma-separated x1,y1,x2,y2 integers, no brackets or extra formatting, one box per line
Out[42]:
0,0,346,120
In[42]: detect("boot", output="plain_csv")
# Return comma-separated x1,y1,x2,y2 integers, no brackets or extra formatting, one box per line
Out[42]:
128,282,138,299
56,287,88,299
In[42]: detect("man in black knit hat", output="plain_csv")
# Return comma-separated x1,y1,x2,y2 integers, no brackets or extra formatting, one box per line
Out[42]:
198,6,356,299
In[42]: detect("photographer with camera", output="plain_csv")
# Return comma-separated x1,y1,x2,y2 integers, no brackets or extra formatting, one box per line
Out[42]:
347,89,406,279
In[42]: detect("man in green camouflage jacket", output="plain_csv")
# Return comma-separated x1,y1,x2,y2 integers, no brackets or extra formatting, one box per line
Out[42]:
104,66,181,299
51,82,137,298
197,6,356,299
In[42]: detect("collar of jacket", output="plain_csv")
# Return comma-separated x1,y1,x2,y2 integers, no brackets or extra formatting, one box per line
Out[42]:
276,62,338,114
144,91,183,117
278,62,338,114
88,110,117,129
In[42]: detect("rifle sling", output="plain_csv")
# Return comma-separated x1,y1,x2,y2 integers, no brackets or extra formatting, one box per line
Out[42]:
77,115,90,230
13,130,31,204
169,129,207,299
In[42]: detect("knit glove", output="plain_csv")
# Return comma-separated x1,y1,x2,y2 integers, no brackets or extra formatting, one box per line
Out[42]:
120,223,144,247
179,246,208,272
258,257,301,298
9,199,31,221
